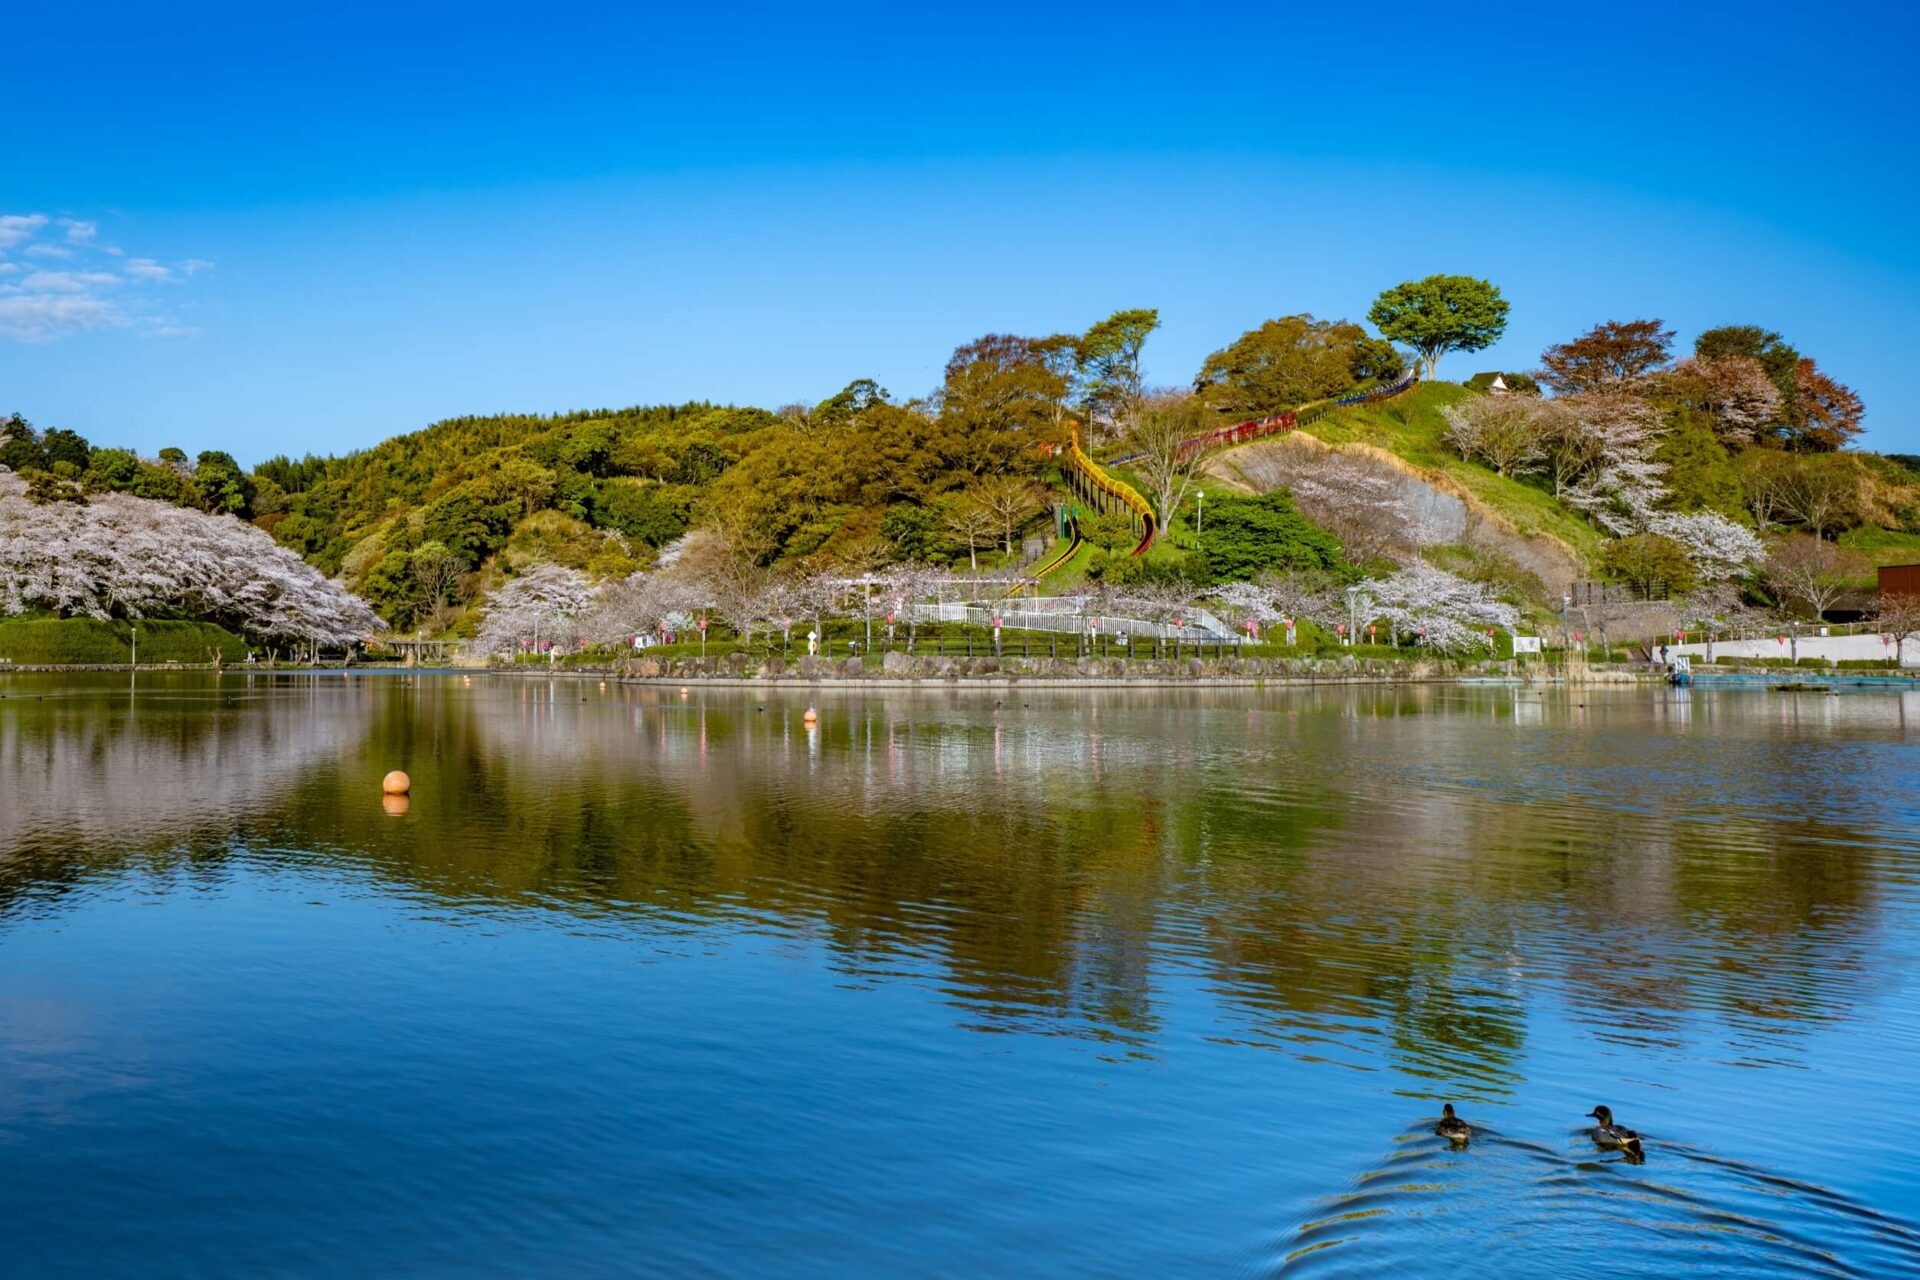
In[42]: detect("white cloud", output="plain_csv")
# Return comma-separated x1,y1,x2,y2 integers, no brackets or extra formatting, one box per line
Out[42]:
0,213,209,343
0,293,124,342
0,213,48,249
123,257,174,282
18,270,122,293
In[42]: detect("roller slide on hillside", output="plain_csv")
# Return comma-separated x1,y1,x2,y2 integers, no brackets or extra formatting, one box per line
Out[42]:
1063,426,1158,556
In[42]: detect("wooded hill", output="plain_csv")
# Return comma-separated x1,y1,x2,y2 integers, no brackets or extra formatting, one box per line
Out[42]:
6,278,1919,644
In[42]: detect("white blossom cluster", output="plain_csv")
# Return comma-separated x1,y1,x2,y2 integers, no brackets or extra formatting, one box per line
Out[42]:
1354,561,1520,653
472,563,597,653
0,470,380,643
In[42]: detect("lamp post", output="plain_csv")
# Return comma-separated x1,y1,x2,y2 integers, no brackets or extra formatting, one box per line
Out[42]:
1344,585,1362,647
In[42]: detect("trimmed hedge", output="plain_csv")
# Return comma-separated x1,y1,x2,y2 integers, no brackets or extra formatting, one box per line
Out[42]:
0,618,250,665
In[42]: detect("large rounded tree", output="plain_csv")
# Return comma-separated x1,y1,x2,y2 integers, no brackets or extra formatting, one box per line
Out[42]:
1367,274,1509,381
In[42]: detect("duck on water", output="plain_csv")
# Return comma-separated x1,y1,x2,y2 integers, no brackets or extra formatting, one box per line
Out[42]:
1435,1103,1471,1145
1587,1105,1645,1159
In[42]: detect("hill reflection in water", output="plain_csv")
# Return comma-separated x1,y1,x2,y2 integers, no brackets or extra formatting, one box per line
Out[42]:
2,674,1917,1277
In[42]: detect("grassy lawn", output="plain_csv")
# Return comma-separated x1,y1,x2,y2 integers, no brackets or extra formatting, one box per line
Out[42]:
1839,525,1920,568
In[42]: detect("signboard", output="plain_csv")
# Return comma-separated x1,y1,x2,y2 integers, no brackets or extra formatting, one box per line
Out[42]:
1512,636,1544,655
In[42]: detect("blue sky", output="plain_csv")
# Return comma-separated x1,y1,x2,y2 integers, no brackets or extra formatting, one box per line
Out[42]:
3,1,1917,463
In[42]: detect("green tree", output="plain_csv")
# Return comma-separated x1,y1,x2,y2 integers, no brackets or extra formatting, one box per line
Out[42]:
1694,325,1799,398
1193,314,1404,417
1654,414,1741,517
132,461,191,505
1195,491,1345,581
592,480,695,547
360,550,418,625
1601,534,1697,597
85,447,142,491
880,503,954,562
1077,308,1159,438
938,332,1067,472
0,415,46,471
41,427,92,471
1367,275,1509,380
1082,509,1138,555
195,450,256,517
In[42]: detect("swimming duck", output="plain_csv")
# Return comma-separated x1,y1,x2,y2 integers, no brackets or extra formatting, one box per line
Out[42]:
1435,1103,1471,1145
1586,1105,1644,1158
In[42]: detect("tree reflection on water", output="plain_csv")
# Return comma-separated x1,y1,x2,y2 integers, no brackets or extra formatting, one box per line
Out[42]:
1,674,1912,1088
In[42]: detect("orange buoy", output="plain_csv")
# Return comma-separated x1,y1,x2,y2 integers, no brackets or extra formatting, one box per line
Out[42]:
803,707,819,724
382,770,412,796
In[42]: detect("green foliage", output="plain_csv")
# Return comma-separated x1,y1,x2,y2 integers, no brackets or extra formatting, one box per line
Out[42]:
1082,510,1138,554
42,427,91,471
1366,275,1508,379
1194,490,1346,582
1602,533,1697,596
1465,371,1541,395
0,414,46,471
938,332,1070,471
1193,314,1403,417
592,479,696,547
254,453,330,494
880,503,955,562
1695,325,1799,397
132,462,191,505
194,450,255,517
21,469,87,505
423,488,522,566
0,618,249,665
359,550,417,625
1078,308,1159,427
1654,411,1742,517
85,447,141,490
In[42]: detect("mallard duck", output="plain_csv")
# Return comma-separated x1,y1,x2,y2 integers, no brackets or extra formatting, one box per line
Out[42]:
1586,1105,1644,1158
1435,1103,1471,1144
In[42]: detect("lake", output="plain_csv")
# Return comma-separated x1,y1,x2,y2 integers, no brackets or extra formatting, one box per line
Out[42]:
3,673,1919,1277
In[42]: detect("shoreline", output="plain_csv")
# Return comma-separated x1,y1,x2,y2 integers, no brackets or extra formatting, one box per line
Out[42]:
5,661,1914,689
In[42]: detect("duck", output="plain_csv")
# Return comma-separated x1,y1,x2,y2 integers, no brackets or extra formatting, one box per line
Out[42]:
1586,1105,1644,1159
1435,1103,1471,1145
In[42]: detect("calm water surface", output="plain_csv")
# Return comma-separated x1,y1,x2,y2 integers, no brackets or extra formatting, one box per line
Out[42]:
3,673,1919,1277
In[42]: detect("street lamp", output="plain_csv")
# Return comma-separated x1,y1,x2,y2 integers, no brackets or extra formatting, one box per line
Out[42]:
1344,585,1362,647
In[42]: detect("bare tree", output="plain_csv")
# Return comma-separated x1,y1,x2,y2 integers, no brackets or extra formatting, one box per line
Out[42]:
1875,590,1920,667
1763,535,1868,621
974,474,1048,557
409,541,463,633
940,491,999,572
1127,392,1209,533
1769,456,1863,539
